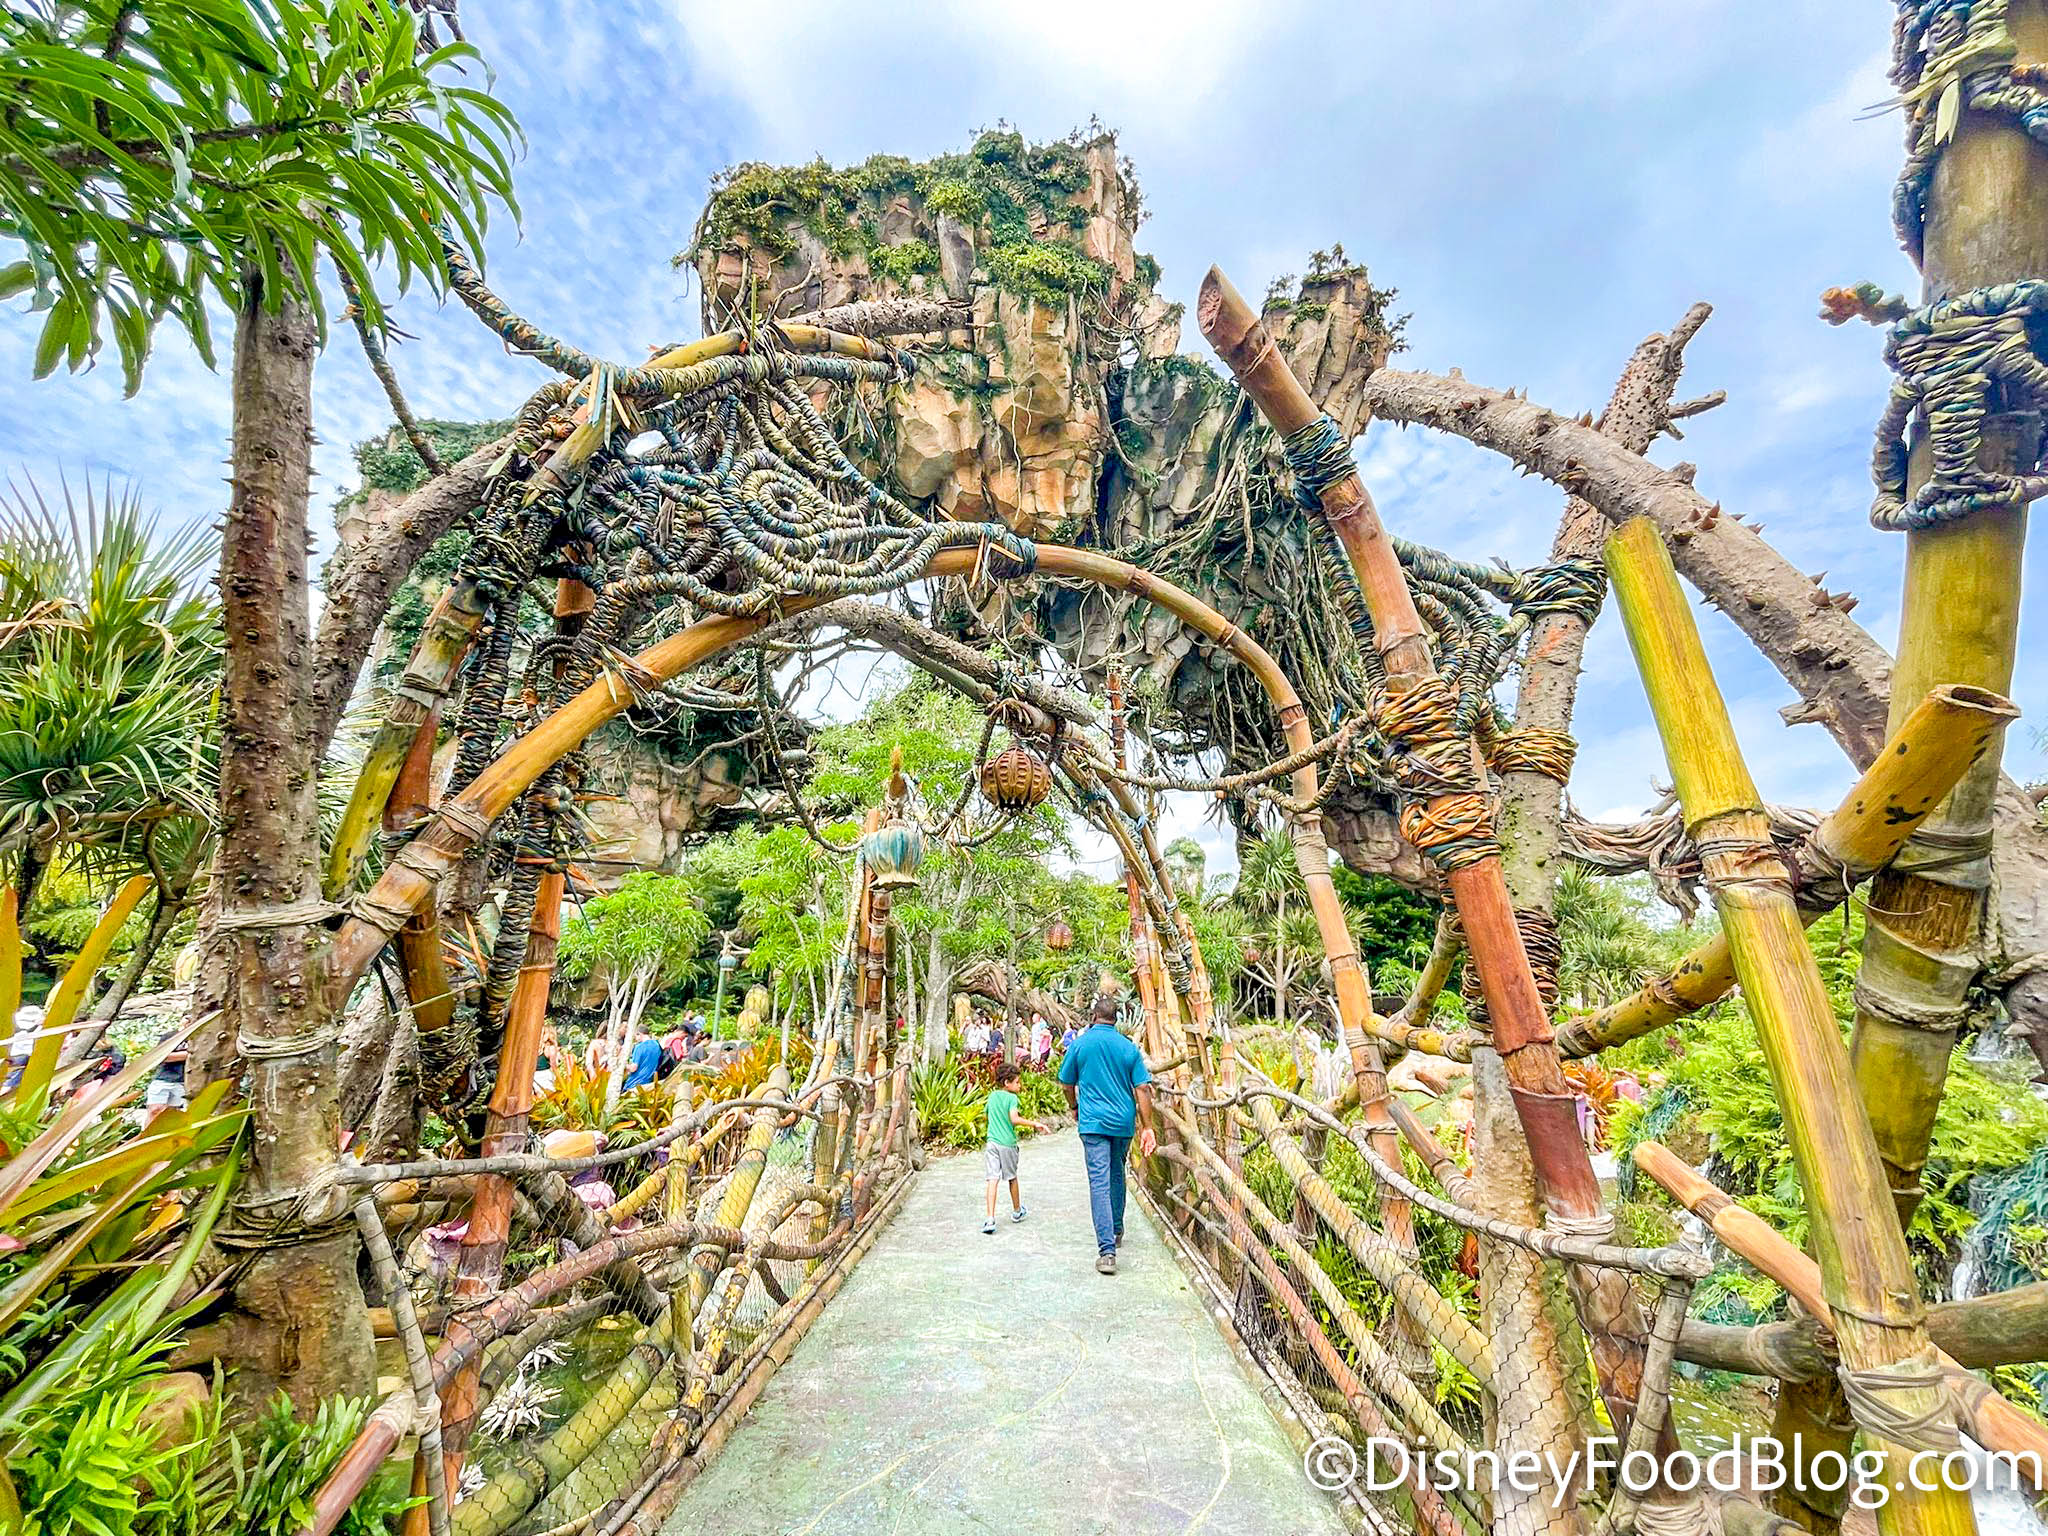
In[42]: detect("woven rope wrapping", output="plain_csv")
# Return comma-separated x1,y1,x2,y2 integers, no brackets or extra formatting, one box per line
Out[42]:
1839,1347,1963,1455
1371,678,1500,872
1869,279,2048,529
1487,725,1578,783
1891,0,2048,260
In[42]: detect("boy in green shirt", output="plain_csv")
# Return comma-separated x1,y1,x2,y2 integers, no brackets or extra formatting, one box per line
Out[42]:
983,1063,1048,1234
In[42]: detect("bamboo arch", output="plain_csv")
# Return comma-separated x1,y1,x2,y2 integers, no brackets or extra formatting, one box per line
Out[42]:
327,544,1380,1062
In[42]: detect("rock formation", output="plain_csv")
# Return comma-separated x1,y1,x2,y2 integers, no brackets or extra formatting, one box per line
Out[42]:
689,129,1428,878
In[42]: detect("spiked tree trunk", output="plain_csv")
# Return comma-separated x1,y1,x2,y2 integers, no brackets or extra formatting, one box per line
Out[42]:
214,264,374,1410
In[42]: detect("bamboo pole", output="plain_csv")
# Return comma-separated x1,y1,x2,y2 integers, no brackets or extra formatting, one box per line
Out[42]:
1555,683,2016,1059
1852,0,2048,1221
437,867,565,1488
1244,1094,1495,1385
1174,1116,1480,1489
1635,1142,2048,1488
326,592,484,900
385,700,462,1101
1106,673,1167,1065
1181,1157,1471,1536
1200,266,1665,1458
1680,1282,2048,1380
1607,519,1978,1536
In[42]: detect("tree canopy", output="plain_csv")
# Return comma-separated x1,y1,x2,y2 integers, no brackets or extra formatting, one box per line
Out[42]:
0,0,520,391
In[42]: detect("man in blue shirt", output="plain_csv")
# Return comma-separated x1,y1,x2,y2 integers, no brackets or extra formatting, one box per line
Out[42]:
621,1024,663,1091
1057,993,1158,1274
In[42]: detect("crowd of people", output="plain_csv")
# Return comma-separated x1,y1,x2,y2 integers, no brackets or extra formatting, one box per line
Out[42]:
959,1009,1074,1069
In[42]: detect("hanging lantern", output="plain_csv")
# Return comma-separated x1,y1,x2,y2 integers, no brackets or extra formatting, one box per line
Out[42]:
863,814,925,891
1045,918,1074,953
981,741,1052,811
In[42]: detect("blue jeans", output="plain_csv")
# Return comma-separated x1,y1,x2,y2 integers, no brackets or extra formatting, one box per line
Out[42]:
1080,1133,1131,1255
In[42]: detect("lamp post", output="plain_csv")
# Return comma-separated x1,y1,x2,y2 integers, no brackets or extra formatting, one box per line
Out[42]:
711,932,741,1041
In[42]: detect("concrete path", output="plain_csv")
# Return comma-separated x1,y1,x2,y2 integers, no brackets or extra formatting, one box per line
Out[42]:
660,1129,1351,1535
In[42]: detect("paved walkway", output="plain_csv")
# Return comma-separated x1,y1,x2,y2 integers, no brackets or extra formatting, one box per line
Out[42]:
661,1129,1351,1535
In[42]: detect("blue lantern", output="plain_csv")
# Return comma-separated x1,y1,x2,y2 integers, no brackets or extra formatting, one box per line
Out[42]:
863,816,924,891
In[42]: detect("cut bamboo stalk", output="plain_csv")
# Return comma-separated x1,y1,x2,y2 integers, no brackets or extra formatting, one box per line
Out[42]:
1635,1142,2048,1488
1608,518,1978,1536
1201,265,1663,1452
1556,682,2016,1059
1681,1281,2048,1380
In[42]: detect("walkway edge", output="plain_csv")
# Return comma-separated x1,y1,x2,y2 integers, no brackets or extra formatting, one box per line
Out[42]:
618,1168,919,1534
1136,1184,1382,1536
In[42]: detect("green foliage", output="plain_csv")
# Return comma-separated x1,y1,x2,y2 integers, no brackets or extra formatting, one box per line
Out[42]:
0,0,522,393
224,1393,412,1536
1609,903,2048,1302
692,127,1123,308
557,872,712,991
982,239,1111,307
1329,863,1438,977
869,238,937,285
911,1053,1064,1151
0,479,218,890
11,1381,176,1535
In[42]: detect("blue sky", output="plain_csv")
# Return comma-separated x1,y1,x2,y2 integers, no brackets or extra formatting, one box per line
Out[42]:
1,0,2040,880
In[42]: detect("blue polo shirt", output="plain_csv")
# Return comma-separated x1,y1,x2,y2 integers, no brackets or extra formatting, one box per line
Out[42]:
1057,1021,1151,1137
622,1036,663,1090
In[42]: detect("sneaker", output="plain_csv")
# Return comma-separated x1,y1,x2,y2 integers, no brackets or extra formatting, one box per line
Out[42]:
1096,1252,1117,1275
1113,1228,1124,1246
1012,1207,1028,1224
982,1219,996,1235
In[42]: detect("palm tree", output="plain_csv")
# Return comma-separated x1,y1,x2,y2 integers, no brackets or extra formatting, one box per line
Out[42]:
1232,826,1312,1031
1553,865,1674,1007
0,478,218,912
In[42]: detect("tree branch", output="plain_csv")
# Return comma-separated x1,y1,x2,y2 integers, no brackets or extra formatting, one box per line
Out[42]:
1362,364,1895,764
308,433,508,757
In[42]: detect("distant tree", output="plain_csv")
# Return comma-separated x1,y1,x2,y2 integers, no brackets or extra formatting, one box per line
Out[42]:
1163,834,1207,904
559,873,712,1109
1553,865,1676,1008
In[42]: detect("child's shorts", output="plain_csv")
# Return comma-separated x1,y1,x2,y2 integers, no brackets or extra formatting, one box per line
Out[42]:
984,1142,1019,1180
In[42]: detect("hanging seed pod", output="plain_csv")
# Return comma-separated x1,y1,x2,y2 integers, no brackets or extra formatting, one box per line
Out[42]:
1045,918,1074,953
863,814,924,891
980,740,1052,811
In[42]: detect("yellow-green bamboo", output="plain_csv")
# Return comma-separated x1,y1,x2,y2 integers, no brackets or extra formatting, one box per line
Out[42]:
1555,682,2016,1059
15,874,148,1101
451,1310,676,1536
1244,1095,1494,1385
324,590,486,898
687,1069,786,1316
1853,0,2048,1225
1608,515,1976,1536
